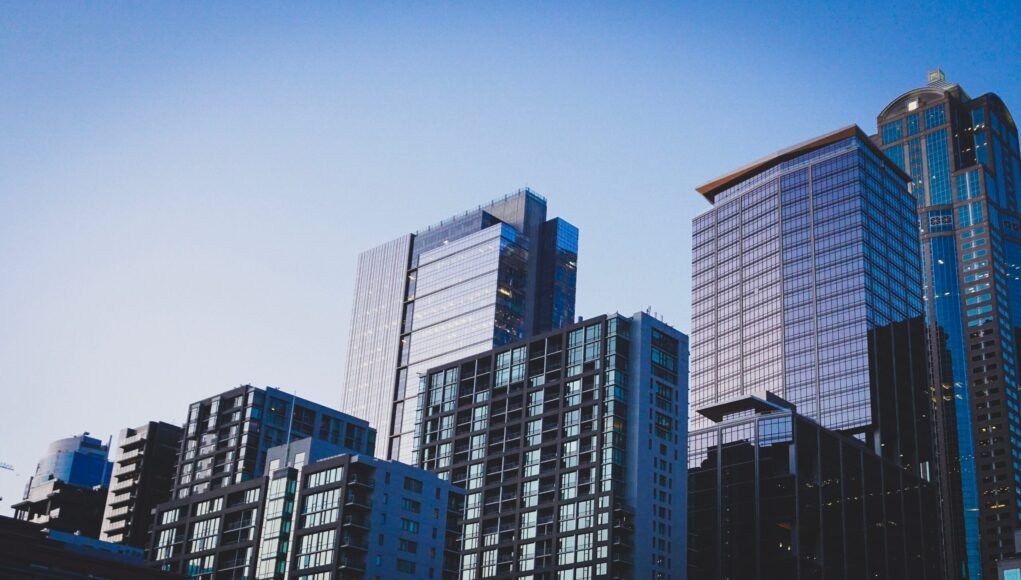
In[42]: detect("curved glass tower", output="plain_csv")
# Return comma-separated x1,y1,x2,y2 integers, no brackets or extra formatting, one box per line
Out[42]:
876,70,1021,579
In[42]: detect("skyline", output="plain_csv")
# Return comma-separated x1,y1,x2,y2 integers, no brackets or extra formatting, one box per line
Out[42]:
2,2,1021,513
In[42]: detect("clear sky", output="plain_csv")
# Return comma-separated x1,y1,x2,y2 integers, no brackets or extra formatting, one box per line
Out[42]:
1,2,1019,510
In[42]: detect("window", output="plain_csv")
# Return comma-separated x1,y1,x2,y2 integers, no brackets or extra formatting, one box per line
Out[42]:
400,518,420,533
401,497,422,513
296,530,335,570
189,517,220,552
399,538,418,553
302,488,340,528
194,497,222,516
881,121,903,144
397,559,417,574
306,467,343,488
403,477,423,493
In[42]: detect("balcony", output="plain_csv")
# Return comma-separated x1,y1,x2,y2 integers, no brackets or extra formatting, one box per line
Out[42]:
337,556,365,571
347,476,374,488
342,515,369,529
344,494,372,510
340,536,368,550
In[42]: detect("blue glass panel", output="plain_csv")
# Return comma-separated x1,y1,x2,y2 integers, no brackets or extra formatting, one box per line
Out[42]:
883,145,906,172
955,171,981,202
971,107,985,129
924,105,945,129
882,121,903,145
907,114,920,135
957,201,984,227
926,130,951,204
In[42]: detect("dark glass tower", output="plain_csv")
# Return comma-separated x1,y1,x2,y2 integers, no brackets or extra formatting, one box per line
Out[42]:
688,126,944,578
876,70,1021,579
341,189,578,463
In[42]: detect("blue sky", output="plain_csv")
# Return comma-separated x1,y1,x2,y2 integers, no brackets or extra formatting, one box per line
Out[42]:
1,2,1019,509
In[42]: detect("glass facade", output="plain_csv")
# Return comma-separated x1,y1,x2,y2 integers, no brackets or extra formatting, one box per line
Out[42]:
692,130,928,459
416,313,688,579
877,75,1021,579
689,126,943,579
341,189,579,464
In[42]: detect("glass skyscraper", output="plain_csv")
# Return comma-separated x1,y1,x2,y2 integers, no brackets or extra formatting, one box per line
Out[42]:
341,189,578,463
876,71,1021,579
688,126,943,578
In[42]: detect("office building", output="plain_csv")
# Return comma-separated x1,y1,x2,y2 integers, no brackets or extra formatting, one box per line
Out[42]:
12,432,113,537
876,70,1021,578
101,421,184,548
416,312,688,579
172,385,375,499
149,437,463,580
342,188,578,463
687,126,943,578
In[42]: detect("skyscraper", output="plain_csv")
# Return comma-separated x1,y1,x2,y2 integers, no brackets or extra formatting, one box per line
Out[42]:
687,126,943,578
876,71,1021,579
416,312,688,579
342,188,578,463
100,421,183,548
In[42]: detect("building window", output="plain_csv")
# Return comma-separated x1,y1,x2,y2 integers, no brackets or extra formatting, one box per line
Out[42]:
296,529,336,570
403,477,423,493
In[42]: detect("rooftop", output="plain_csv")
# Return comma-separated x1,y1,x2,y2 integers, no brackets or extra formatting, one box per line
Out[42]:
695,125,911,203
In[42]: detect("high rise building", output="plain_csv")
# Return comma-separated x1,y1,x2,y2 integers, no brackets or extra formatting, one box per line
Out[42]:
100,421,184,548
876,70,1021,579
687,126,943,578
172,385,375,499
149,437,463,580
12,432,113,537
416,312,688,579
342,188,578,463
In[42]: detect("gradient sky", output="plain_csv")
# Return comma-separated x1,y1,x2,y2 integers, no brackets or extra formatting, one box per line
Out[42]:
2,2,1019,510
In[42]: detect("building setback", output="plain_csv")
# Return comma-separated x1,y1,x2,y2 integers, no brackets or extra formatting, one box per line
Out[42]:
149,438,462,580
101,421,184,548
687,126,943,579
416,312,688,579
172,385,375,500
341,189,578,463
876,70,1021,579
